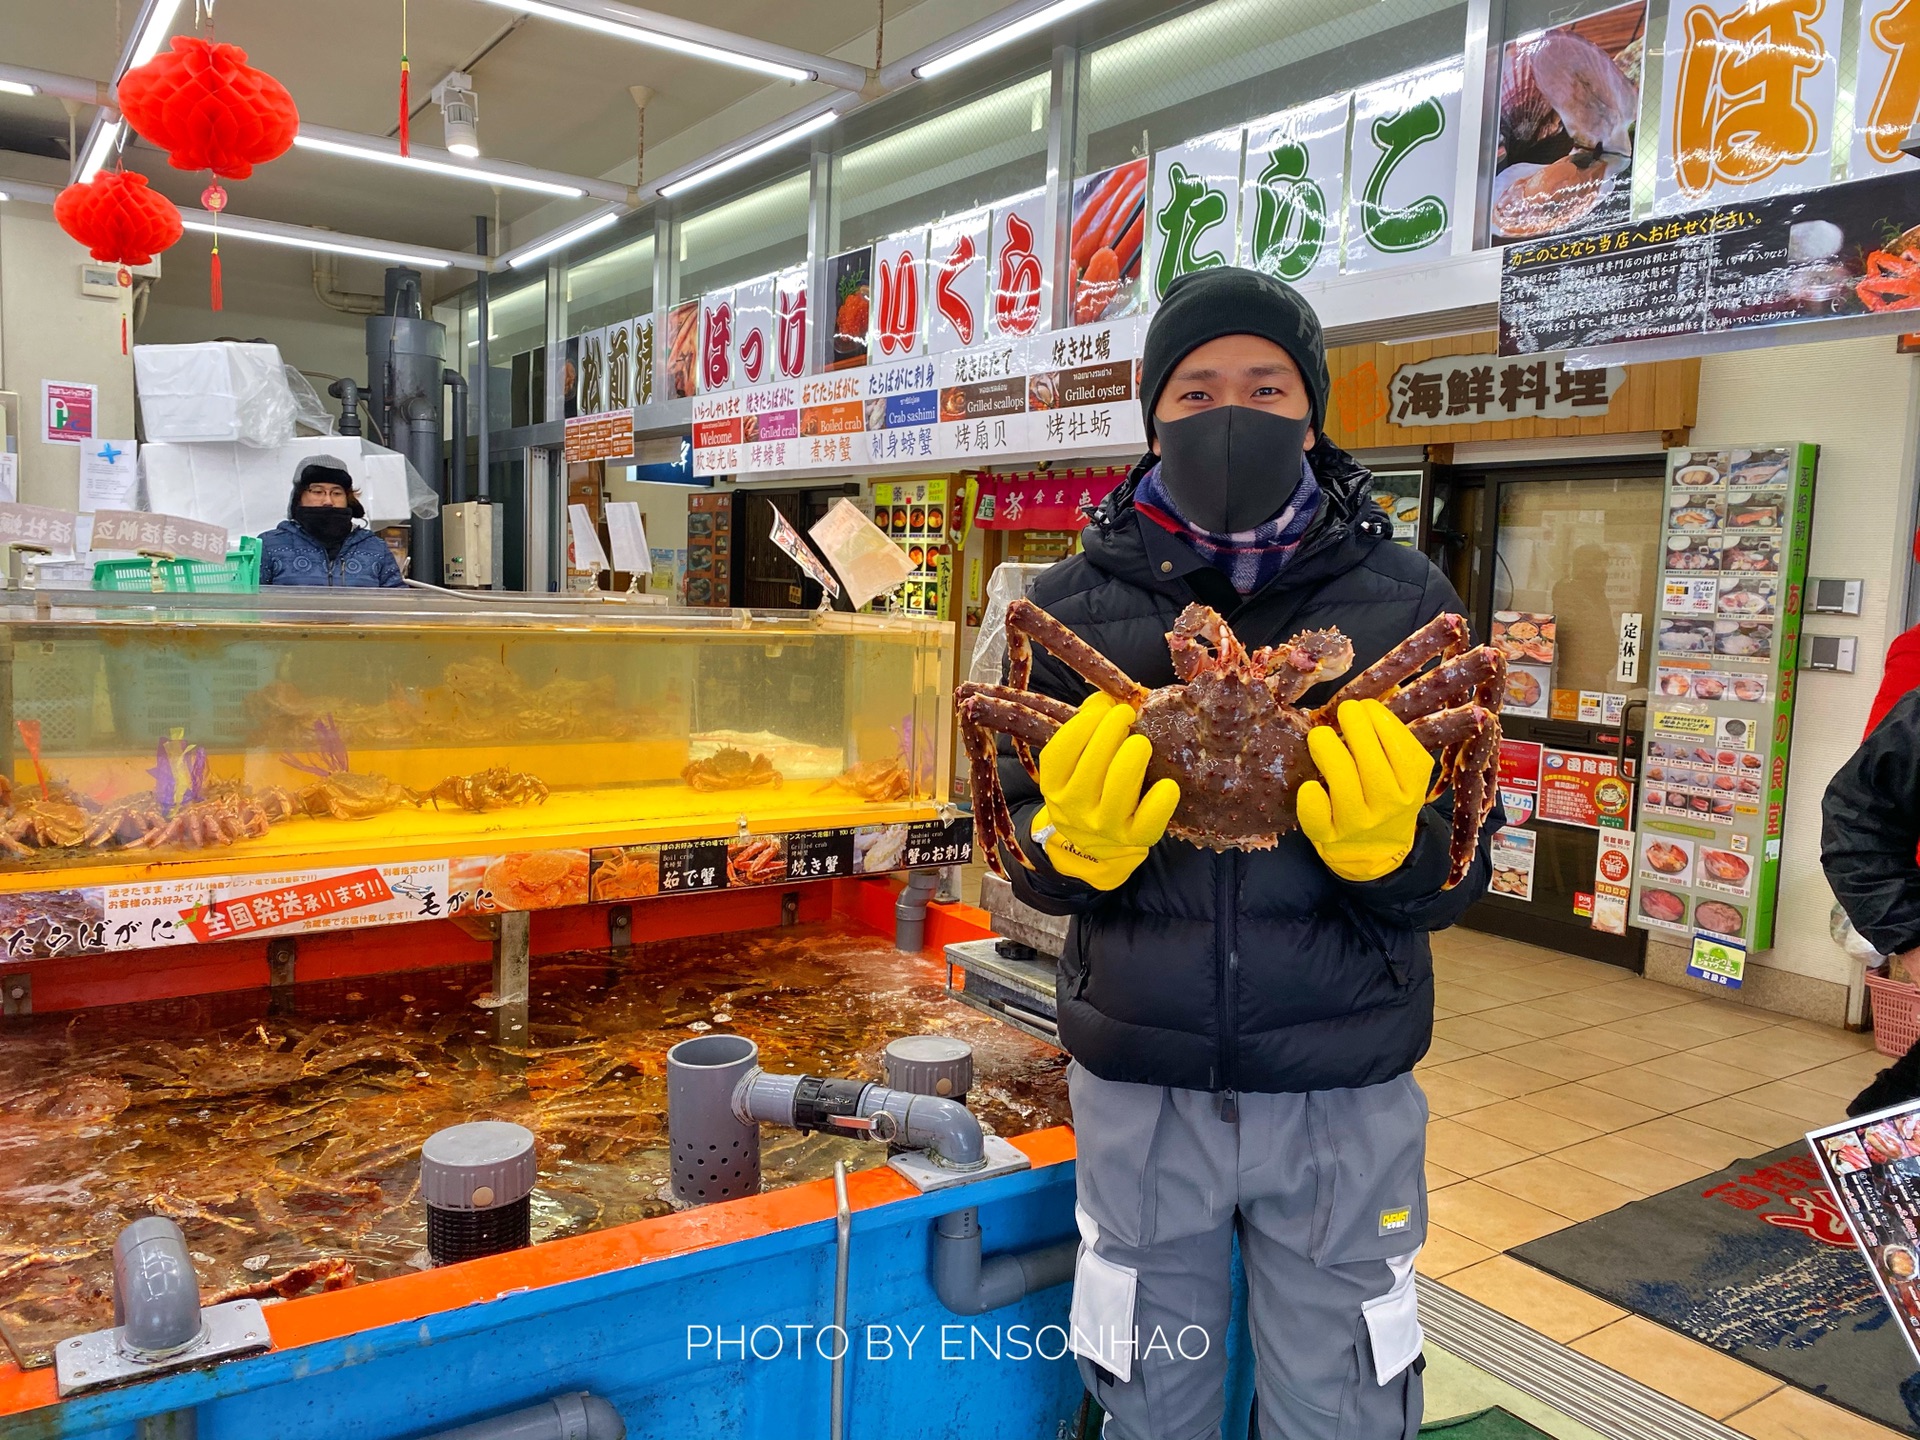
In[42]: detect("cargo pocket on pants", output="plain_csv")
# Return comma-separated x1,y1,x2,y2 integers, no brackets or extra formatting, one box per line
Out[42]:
1068,1233,1139,1384
1360,1253,1423,1384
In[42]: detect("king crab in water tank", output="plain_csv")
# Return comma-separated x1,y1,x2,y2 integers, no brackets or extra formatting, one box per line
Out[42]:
956,600,1506,888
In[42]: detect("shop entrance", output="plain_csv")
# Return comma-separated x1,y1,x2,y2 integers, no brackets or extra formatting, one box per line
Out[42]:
733,485,858,610
1428,458,1667,969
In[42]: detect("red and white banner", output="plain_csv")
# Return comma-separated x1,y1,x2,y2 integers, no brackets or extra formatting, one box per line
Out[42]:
929,209,991,354
971,467,1126,531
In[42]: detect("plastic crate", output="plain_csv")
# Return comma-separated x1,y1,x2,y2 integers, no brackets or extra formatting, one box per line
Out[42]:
1866,968,1920,1057
92,534,261,593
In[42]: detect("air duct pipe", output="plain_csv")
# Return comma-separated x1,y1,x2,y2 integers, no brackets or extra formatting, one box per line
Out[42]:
665,1035,986,1206
366,265,448,582
444,368,470,505
414,1392,625,1440
114,1218,204,1359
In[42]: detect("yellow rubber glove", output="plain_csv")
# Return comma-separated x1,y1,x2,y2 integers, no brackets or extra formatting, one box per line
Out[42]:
1297,698,1435,883
1029,693,1181,890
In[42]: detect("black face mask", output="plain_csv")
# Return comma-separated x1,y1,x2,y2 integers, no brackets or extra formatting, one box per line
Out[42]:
1153,405,1311,533
295,506,355,551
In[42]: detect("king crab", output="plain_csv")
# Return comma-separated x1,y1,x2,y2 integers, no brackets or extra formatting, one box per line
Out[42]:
956,600,1506,888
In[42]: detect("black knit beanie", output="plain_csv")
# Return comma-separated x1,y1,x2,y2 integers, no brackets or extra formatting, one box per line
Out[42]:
1139,267,1330,439
288,457,365,519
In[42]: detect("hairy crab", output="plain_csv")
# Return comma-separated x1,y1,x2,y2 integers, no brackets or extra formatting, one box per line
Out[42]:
681,747,782,792
956,600,1505,888
427,767,550,813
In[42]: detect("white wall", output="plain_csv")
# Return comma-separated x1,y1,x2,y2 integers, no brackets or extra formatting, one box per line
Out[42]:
1690,336,1920,998
0,203,136,509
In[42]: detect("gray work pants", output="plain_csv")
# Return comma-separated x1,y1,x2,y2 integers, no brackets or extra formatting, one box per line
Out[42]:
1067,1062,1428,1440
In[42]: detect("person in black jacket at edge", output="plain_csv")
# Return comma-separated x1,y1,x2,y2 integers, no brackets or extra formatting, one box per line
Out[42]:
1823,687,1920,1116
999,267,1494,1440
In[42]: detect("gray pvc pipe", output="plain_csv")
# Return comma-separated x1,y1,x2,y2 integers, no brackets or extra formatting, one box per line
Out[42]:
112,1217,204,1358
731,1071,986,1169
932,1208,1077,1317
415,1392,624,1440
667,1034,762,1204
895,869,941,952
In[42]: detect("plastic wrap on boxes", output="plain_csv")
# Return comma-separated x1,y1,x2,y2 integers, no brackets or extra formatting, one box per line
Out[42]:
285,368,337,436
134,342,296,447
141,436,435,541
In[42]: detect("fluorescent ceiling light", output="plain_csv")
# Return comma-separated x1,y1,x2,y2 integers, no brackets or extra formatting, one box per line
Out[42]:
471,0,812,82
0,80,36,96
291,134,584,197
181,218,451,268
658,110,837,197
508,210,620,269
77,121,123,183
914,0,1107,78
127,0,187,69
0,191,9,202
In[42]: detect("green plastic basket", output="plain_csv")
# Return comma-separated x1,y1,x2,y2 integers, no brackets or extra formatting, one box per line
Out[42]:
92,534,262,593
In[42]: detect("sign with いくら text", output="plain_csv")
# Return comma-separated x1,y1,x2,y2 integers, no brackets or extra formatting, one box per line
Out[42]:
1322,331,1698,450
90,510,228,564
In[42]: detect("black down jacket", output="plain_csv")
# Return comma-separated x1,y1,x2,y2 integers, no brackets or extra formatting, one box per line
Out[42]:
1001,441,1494,1096
1822,687,1920,957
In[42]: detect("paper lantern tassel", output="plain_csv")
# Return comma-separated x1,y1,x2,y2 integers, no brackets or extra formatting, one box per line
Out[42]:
210,240,223,311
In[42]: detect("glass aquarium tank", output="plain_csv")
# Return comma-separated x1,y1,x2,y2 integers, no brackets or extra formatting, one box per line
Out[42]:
0,592,953,882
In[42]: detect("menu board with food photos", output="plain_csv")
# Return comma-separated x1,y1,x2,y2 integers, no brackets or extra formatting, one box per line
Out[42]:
1809,1099,1920,1367
871,477,948,618
1492,611,1556,719
1631,443,1817,956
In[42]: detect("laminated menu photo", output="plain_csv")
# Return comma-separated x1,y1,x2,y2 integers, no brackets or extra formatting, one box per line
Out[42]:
1808,1100,1920,1365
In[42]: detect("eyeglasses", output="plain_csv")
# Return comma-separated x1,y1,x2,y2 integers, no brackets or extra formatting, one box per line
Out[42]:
303,485,350,501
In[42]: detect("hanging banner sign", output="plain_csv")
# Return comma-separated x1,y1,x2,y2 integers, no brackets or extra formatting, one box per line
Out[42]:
1852,0,1920,179
989,192,1050,341
1499,167,1920,355
699,288,736,394
1029,317,1147,453
863,358,939,466
733,275,776,388
873,230,928,360
1653,0,1840,215
929,209,992,354
1149,127,1245,302
577,327,607,415
773,266,810,381
971,468,1127,531
635,314,656,407
604,319,636,411
1345,60,1464,273
1068,158,1148,325
1241,94,1350,283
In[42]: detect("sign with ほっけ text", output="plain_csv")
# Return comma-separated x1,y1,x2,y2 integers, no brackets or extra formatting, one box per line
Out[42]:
1385,354,1622,425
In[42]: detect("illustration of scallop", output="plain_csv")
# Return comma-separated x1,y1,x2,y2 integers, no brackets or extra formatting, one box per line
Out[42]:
1494,33,1638,238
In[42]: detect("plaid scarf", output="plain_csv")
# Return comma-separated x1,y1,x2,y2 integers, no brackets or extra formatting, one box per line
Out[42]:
1133,456,1322,595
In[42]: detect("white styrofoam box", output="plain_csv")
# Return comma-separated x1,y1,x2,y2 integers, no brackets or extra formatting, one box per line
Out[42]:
133,342,295,447
141,437,417,539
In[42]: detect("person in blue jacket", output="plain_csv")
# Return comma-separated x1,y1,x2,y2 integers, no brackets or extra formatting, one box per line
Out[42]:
259,457,405,587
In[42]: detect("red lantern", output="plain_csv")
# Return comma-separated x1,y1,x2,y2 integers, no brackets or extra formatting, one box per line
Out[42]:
53,169,183,266
117,36,299,181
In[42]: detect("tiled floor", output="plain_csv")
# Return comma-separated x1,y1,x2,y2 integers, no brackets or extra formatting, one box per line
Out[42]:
1417,927,1901,1438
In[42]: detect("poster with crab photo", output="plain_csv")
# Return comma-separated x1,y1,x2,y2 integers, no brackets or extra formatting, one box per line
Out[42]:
1629,443,1818,953
1493,1,1645,242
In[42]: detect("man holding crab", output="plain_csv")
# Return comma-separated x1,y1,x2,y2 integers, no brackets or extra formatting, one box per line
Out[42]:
997,267,1494,1440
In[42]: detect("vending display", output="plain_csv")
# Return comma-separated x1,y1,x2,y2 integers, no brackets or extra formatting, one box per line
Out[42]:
871,477,948,618
1629,443,1816,957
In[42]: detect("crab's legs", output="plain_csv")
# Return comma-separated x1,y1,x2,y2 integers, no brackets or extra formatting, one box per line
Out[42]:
1310,612,1471,724
956,689,1069,878
1006,600,1150,707
1407,703,1501,887
1382,645,1507,727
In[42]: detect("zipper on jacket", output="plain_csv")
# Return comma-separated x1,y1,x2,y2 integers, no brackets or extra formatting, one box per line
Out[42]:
1216,851,1239,1122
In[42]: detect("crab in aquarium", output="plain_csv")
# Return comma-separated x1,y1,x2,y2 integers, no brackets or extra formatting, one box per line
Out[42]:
426,767,550,813
818,758,912,803
281,717,421,821
956,600,1506,888
681,747,783,792
0,791,93,854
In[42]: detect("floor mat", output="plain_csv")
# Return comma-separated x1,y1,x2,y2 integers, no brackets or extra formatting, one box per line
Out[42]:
1421,1410,1558,1440
1511,1142,1920,1435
